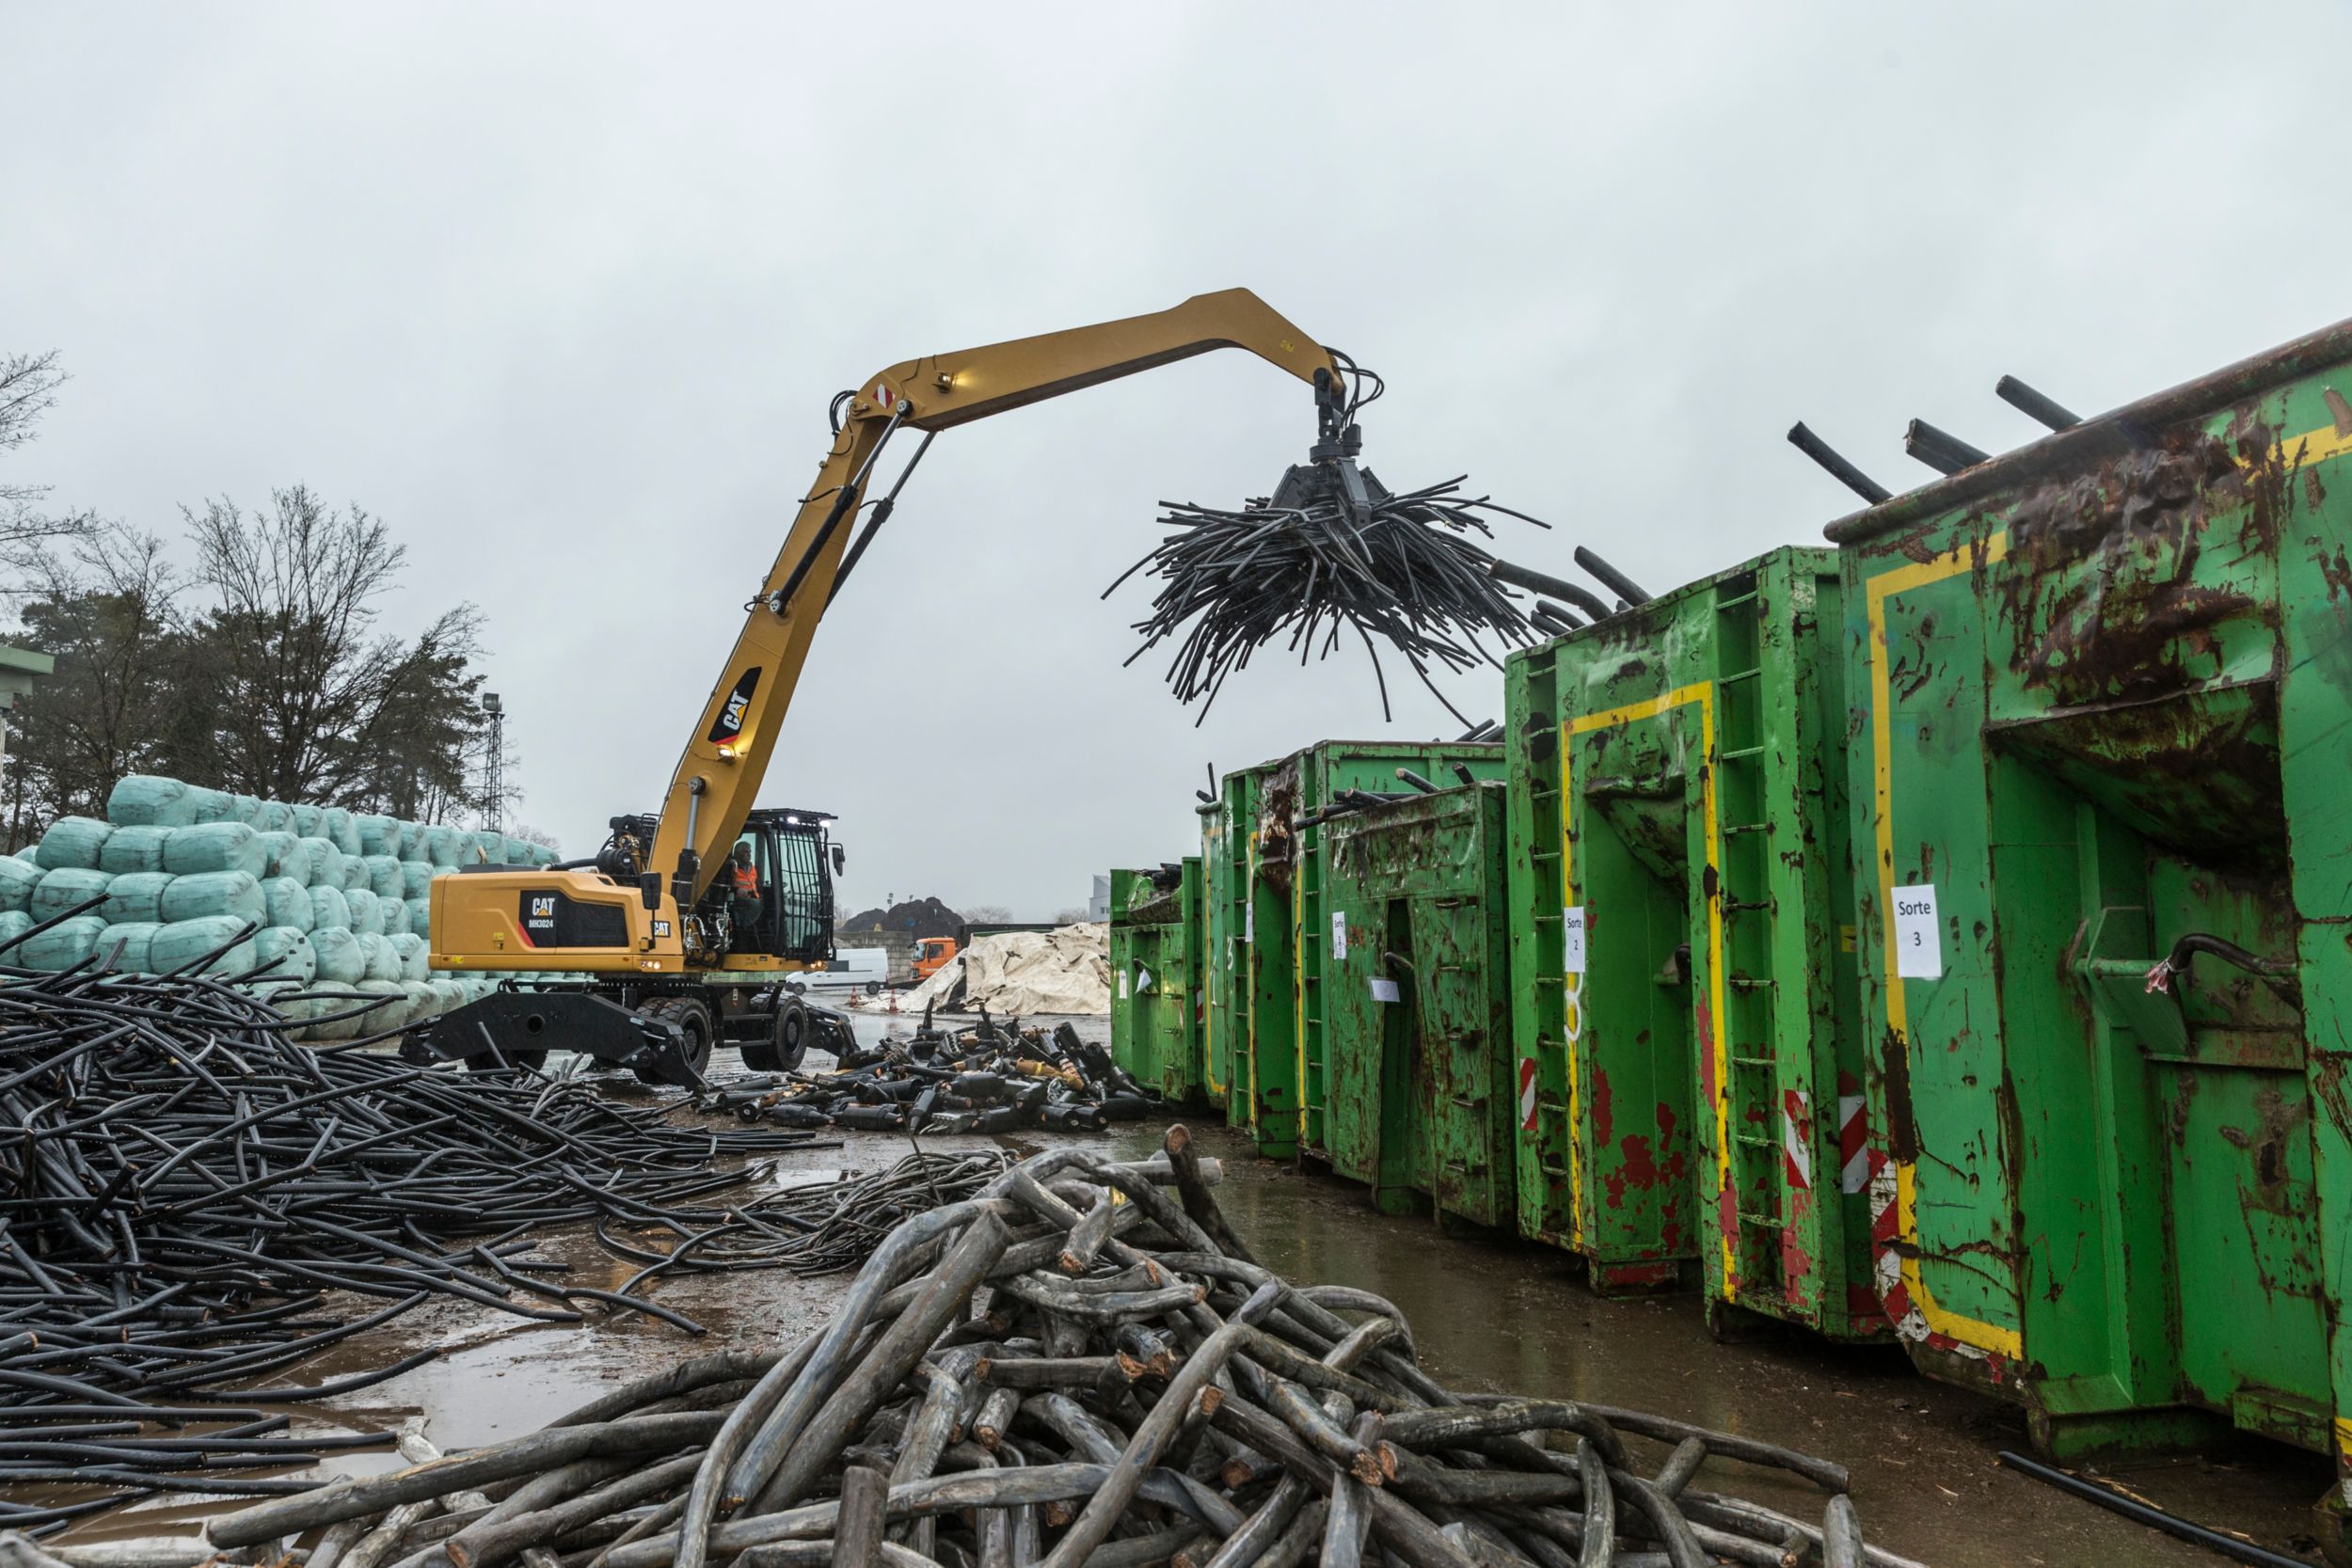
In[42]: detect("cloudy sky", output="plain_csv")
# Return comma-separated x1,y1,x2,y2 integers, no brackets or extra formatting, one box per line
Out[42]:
4,4,2344,916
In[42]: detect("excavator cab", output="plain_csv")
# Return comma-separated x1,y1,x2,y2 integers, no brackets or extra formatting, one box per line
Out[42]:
700,809,840,965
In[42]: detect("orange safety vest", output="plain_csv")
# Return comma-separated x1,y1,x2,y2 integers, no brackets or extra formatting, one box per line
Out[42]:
731,862,759,895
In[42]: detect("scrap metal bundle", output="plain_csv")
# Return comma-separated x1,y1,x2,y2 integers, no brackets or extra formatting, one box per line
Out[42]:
206,1128,1906,1568
0,958,1013,1528
704,1018,1159,1136
1112,477,1549,722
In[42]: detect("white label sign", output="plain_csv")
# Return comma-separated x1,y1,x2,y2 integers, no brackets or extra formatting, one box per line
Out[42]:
1894,884,1942,979
1117,972,1130,1000
1563,906,1587,974
1331,911,1348,961
1245,906,1254,943
1369,976,1401,1004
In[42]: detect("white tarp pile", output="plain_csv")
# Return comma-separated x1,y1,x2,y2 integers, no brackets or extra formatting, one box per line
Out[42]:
896,923,1110,1016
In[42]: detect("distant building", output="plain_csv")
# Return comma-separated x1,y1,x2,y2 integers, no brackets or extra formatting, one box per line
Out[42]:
1089,873,1109,923
0,645,55,781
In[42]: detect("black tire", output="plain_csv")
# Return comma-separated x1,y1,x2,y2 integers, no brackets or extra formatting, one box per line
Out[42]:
771,996,810,1072
638,995,715,1082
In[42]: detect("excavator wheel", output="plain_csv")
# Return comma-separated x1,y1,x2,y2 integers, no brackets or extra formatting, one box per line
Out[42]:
770,996,811,1073
637,995,715,1084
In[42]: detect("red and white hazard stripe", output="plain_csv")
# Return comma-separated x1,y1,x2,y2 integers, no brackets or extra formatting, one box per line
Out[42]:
1838,1094,1869,1194
1518,1058,1539,1132
1781,1088,1813,1191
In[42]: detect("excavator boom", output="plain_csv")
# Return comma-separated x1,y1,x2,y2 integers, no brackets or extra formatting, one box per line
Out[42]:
429,289,1339,989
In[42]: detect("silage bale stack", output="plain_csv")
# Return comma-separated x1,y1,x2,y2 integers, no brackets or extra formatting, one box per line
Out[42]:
0,773,569,1040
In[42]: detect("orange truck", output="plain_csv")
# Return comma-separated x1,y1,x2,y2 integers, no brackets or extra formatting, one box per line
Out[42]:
912,937,959,981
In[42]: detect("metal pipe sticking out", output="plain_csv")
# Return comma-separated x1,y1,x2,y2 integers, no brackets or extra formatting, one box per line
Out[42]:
1454,719,1497,743
1786,422,1892,503
1994,374,2081,432
1903,419,1992,476
1395,768,1438,795
1532,599,1584,633
1573,546,1652,607
1450,761,1476,786
1486,559,1613,622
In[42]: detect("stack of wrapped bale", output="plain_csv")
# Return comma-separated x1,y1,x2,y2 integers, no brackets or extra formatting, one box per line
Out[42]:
0,774,569,1041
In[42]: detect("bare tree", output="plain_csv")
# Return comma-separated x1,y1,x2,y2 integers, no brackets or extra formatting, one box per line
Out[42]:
962,903,1014,924
180,486,485,810
1052,906,1090,926
0,351,98,584
512,821,562,852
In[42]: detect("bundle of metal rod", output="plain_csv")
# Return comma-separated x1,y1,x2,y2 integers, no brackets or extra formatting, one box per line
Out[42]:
0,960,1033,1527
1107,478,1551,723
701,1020,1158,1136
208,1126,1912,1568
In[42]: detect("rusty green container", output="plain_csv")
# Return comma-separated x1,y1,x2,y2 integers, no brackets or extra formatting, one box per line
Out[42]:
1108,860,1204,1102
1201,763,1267,1122
1504,546,1882,1334
1317,780,1516,1228
1286,740,1506,1164
1833,314,2352,1544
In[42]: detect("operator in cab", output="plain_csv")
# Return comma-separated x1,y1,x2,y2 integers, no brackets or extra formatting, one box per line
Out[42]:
728,842,761,937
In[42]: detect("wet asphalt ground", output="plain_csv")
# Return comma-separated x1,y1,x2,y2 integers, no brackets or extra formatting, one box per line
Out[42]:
38,1009,2335,1567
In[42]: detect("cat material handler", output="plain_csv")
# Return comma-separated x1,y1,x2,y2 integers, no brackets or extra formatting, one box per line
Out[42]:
413,289,1361,1085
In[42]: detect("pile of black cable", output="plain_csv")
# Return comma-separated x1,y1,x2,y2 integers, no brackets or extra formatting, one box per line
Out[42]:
703,1015,1158,1135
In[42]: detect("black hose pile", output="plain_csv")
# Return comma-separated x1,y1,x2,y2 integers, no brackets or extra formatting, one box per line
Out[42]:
704,1019,1159,1136
0,960,1018,1529
206,1128,1913,1568
1109,478,1549,723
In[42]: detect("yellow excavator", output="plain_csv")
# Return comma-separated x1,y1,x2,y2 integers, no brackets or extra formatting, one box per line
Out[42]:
412,289,1357,1085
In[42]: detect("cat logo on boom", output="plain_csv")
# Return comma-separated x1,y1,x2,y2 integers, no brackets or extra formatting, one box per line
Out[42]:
707,668,761,744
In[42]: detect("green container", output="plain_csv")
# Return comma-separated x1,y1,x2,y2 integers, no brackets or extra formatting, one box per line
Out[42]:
1201,761,1270,1124
1108,861,1206,1101
1831,315,2352,1531
1504,546,1881,1329
1287,740,1506,1163
1318,781,1516,1228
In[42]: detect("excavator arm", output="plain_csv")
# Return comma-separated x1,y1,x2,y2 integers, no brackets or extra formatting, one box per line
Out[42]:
639,289,1340,946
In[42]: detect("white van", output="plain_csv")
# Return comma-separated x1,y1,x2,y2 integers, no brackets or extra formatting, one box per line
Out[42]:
790,946,889,991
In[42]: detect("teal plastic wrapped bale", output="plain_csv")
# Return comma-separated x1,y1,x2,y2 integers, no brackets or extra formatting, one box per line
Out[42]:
98,922,159,974
310,927,364,986
253,831,299,881
107,775,196,828
20,915,106,972
308,884,352,932
103,873,170,925
181,787,236,825
261,877,313,932
423,826,463,868
401,861,437,901
151,917,258,977
251,926,317,987
321,808,362,858
36,816,113,871
98,825,169,876
426,976,465,1013
164,822,265,879
226,794,262,826
354,978,410,1028
300,837,342,891
253,799,294,834
11,847,35,864
391,931,429,982
402,979,438,1021
363,855,402,899
161,871,265,927
31,867,113,923
345,888,384,936
0,911,29,948
468,829,501,865
380,896,408,937
358,816,404,857
337,856,368,893
289,802,323,837
0,857,40,915
358,932,400,983
103,872,171,925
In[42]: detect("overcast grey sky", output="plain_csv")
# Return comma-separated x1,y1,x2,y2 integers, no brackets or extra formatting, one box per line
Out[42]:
4,4,2344,916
